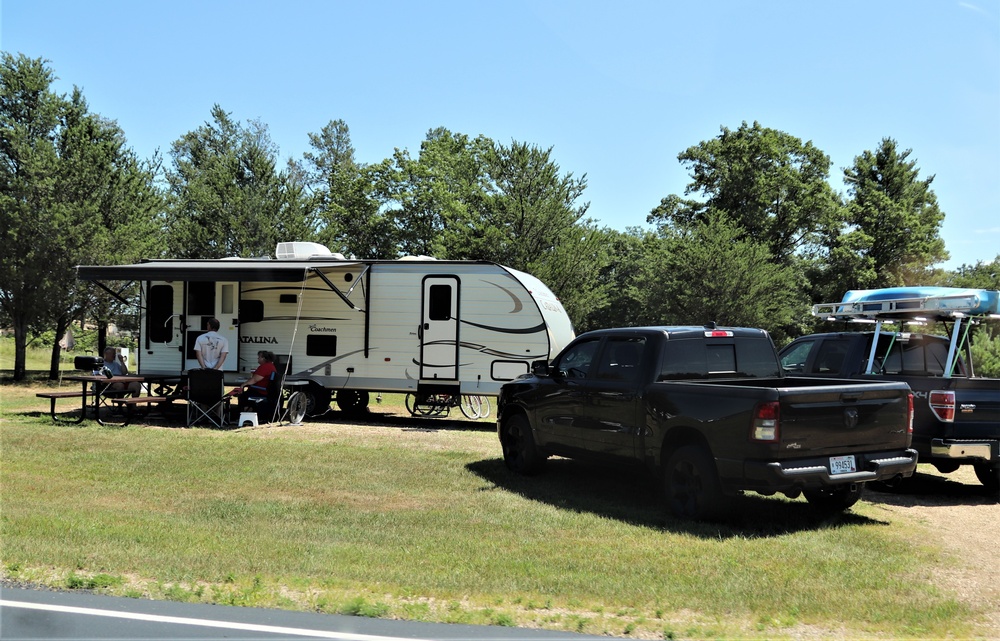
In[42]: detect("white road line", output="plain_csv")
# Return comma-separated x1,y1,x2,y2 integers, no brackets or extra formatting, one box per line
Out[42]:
0,599,433,640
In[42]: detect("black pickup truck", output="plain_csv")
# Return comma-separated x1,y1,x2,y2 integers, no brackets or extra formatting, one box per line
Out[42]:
780,286,1000,496
497,325,917,520
779,331,1000,495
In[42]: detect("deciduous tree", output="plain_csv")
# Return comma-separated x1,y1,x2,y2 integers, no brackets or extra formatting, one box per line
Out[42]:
649,121,843,265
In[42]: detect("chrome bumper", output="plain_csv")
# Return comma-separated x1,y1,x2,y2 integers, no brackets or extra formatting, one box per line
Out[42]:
930,438,998,461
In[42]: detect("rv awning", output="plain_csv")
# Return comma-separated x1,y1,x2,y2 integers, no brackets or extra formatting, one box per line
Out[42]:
77,259,363,283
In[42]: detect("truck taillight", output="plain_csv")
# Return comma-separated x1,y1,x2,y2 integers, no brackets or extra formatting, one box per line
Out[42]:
751,401,780,442
907,393,914,434
929,390,955,423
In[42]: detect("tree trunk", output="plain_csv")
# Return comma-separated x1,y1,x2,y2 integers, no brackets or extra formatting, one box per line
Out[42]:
12,314,27,381
48,314,70,380
97,320,108,357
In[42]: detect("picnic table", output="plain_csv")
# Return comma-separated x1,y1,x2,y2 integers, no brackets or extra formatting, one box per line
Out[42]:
44,375,172,426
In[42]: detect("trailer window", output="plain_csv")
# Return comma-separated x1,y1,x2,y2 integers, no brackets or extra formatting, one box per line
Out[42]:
187,281,215,316
307,335,337,357
147,285,174,343
428,284,452,321
239,300,263,324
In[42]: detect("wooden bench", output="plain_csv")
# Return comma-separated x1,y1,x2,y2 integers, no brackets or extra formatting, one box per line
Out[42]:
37,391,86,423
110,396,175,426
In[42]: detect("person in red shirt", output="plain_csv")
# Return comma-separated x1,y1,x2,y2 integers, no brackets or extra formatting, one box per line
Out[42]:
230,350,278,410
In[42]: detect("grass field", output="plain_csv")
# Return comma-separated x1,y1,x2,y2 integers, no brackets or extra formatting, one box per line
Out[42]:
0,381,987,639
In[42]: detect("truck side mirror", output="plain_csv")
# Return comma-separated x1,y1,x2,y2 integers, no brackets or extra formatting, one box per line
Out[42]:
531,360,551,377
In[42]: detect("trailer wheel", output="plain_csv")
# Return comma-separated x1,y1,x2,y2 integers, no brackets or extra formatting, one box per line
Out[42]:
973,462,1000,495
336,389,370,414
803,483,864,513
662,445,726,521
500,414,544,475
303,383,331,417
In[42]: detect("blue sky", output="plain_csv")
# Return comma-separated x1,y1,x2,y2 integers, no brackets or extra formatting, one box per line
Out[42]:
3,0,998,270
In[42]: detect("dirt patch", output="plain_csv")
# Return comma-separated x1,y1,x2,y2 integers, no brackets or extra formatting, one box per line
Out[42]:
865,466,1000,638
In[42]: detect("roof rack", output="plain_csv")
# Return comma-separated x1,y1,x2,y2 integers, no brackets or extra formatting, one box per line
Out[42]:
812,287,1000,322
812,287,1000,378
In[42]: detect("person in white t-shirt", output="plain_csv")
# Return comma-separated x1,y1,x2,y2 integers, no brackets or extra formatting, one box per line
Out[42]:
194,318,229,370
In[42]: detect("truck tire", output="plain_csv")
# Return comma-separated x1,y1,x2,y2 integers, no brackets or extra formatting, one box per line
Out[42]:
500,414,545,475
803,483,864,513
973,463,1000,495
662,445,726,520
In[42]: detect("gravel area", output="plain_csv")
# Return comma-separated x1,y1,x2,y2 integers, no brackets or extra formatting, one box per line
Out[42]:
865,466,1000,638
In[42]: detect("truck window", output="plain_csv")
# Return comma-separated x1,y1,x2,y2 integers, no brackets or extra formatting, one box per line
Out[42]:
877,335,963,376
661,337,779,380
595,337,645,382
811,340,849,375
555,338,601,379
780,340,814,373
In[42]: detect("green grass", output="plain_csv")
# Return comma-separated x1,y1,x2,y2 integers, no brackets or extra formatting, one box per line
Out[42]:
0,382,983,639
1,336,83,374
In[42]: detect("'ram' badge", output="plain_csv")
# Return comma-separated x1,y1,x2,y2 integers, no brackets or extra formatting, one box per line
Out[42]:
843,408,859,429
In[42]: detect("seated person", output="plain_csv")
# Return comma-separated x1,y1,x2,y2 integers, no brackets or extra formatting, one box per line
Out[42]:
101,347,142,397
229,350,278,411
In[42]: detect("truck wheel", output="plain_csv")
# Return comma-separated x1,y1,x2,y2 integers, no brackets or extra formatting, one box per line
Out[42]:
803,483,864,513
973,463,1000,495
336,389,370,414
500,415,544,475
663,445,726,520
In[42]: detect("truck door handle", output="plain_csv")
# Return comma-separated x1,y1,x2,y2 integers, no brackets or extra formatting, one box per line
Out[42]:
841,392,863,402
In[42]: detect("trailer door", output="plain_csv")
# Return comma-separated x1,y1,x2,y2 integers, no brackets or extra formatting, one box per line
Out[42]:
183,281,240,372
420,276,459,380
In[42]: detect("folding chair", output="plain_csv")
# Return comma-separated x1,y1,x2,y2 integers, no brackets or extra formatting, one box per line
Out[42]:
240,371,307,426
186,369,229,428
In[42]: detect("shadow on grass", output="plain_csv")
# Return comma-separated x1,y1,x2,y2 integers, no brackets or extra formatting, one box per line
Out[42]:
866,471,999,507
466,457,885,539
313,408,497,433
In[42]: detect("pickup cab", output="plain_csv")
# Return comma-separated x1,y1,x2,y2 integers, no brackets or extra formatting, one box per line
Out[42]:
497,325,917,520
780,286,1000,496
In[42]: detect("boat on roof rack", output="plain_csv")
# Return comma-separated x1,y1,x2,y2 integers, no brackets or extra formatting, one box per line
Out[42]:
812,286,1000,322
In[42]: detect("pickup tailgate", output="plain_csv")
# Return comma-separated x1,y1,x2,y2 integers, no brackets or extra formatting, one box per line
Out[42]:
773,377,912,455
951,379,1000,439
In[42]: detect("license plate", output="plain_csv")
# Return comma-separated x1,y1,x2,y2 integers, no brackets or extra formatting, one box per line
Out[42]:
830,455,857,475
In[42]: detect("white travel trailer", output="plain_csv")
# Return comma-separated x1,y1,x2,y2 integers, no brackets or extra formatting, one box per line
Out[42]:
77,243,576,416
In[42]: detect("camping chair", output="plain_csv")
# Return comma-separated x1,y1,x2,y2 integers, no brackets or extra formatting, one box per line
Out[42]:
186,368,229,428
239,371,307,426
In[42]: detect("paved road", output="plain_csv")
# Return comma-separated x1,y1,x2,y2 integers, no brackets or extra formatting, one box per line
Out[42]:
0,587,605,640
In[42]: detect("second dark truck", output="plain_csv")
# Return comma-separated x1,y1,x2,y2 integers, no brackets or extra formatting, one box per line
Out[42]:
497,325,917,520
779,286,1000,495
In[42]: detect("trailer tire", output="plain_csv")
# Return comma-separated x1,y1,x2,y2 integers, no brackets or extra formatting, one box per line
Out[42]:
803,483,864,513
973,462,1000,495
662,445,726,521
336,389,370,414
303,384,331,417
